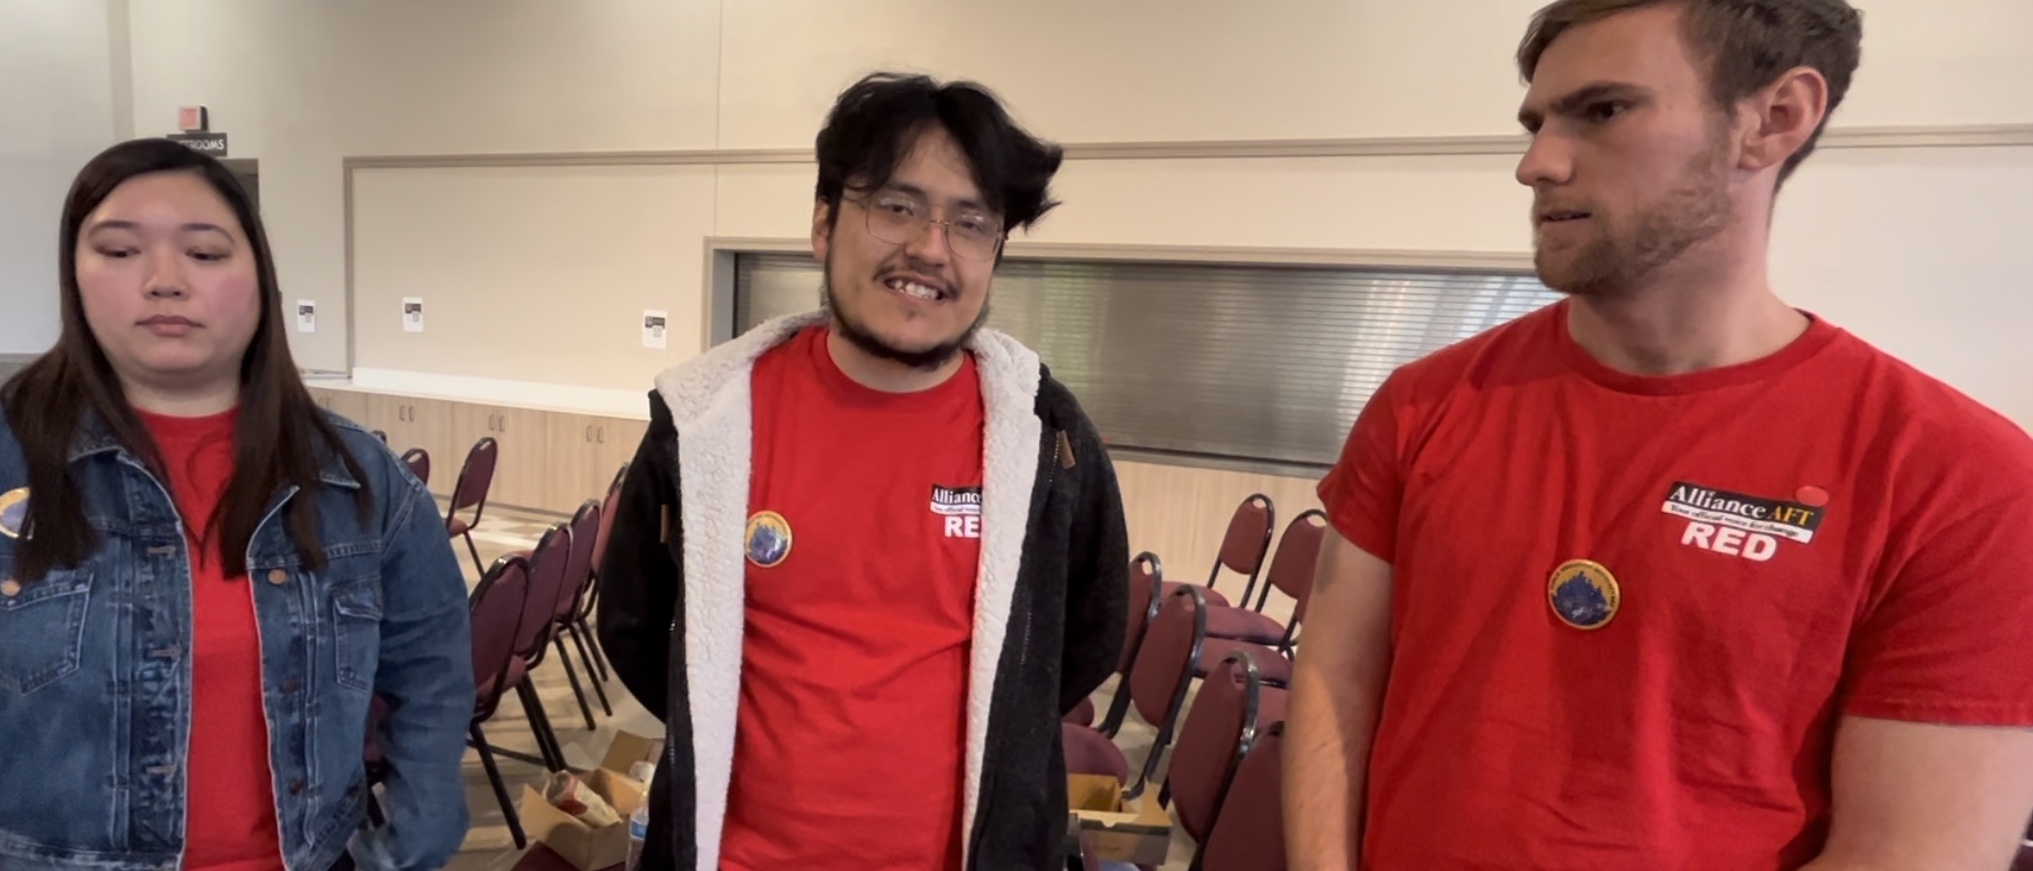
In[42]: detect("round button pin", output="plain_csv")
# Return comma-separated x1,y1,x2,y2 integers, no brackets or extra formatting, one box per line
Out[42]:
0,579,19,598
266,569,289,585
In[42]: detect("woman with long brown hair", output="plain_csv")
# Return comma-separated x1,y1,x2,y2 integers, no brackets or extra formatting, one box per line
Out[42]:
0,138,474,871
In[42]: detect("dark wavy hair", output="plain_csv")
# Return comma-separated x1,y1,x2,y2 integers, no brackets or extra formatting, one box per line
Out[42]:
814,72,1065,240
1,138,369,582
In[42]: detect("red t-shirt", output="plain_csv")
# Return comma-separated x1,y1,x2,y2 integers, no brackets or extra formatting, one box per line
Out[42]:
719,326,985,871
138,408,285,871
1320,300,2033,870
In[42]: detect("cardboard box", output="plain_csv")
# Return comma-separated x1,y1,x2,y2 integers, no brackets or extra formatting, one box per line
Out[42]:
1067,774,1172,866
517,732,666,871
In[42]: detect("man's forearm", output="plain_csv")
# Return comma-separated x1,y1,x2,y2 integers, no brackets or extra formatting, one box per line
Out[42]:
1284,654,1383,870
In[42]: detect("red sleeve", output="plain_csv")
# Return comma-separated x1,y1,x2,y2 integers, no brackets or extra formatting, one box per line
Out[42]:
1842,471,2033,726
1317,373,1408,564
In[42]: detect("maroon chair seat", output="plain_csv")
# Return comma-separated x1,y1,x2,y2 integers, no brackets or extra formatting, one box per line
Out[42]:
1197,637,1293,686
1197,722,1287,871
1062,722,1130,785
1065,696,1096,727
1164,579,1229,608
1203,607,1282,645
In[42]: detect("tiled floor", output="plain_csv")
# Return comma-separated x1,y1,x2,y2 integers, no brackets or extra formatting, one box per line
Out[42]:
442,506,1197,871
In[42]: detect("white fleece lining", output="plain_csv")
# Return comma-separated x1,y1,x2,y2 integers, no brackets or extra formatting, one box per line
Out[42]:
653,312,1040,870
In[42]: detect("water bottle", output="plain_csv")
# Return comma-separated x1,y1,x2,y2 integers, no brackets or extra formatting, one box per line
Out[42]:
626,762,656,870
625,799,650,870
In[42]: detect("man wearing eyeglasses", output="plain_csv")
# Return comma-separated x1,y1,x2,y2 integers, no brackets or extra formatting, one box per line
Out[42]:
598,72,1130,871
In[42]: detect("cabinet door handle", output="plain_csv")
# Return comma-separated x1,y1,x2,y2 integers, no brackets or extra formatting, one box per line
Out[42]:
596,427,605,445
499,415,507,434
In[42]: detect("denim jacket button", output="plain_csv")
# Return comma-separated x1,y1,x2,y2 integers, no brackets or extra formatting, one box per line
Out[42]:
0,579,18,597
266,569,288,586
282,678,301,693
289,778,305,795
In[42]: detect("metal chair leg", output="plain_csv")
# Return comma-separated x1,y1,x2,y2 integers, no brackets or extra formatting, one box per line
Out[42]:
555,636,598,730
470,724,527,849
577,615,610,682
515,679,565,771
463,532,485,579
1097,679,1135,738
568,625,613,716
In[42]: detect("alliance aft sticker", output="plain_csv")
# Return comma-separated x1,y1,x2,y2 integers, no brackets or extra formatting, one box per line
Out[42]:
1661,481,1826,562
931,485,982,539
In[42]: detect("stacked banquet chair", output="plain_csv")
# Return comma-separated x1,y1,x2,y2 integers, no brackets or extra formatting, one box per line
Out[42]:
1187,509,1330,688
464,555,538,849
1068,615,1289,871
489,523,576,773
1152,648,1287,871
444,436,500,577
1196,509,1326,656
362,553,537,848
570,463,632,688
1194,720,1287,871
545,499,610,729
1097,495,1276,736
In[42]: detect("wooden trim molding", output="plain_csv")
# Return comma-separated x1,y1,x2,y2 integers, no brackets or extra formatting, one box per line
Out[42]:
342,122,2033,171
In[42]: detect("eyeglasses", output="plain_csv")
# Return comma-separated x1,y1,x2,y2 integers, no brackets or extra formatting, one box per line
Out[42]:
846,190,1004,262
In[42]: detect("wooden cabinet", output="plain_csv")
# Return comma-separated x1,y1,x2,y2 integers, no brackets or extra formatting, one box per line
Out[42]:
365,395,456,498
450,403,553,511
314,387,650,514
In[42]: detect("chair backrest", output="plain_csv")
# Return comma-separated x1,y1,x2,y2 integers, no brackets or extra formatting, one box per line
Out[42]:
448,437,499,521
1212,493,1275,583
1196,721,1287,871
1118,552,1164,674
1062,723,1130,785
400,447,430,487
554,499,602,622
469,555,531,717
591,463,627,578
1255,510,1329,621
1129,586,1206,733
515,525,572,659
1167,648,1287,844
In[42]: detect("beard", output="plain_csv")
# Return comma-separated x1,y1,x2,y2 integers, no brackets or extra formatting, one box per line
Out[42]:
1533,133,1736,299
820,250,990,371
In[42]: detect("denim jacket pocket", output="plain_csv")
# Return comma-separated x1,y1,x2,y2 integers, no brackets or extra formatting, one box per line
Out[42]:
0,562,92,694
331,575,383,694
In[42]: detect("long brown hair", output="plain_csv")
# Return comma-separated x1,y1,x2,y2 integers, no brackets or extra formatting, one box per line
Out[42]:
0,138,370,582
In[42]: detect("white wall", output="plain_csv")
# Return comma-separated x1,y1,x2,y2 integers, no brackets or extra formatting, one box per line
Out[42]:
119,0,2033,422
0,0,119,353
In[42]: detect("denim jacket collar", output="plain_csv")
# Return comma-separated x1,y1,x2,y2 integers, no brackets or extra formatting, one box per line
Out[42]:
65,409,364,491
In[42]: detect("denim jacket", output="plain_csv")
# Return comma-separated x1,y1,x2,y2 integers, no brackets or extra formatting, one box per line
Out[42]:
0,407,475,871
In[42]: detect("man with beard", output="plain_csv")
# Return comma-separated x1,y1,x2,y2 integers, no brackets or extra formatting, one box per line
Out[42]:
597,72,1128,871
1286,1,2033,869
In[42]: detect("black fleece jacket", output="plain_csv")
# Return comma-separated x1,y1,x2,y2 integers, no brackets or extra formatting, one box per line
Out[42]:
597,367,1129,871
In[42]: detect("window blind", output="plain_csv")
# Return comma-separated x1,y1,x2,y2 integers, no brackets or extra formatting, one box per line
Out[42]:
734,252,1559,468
